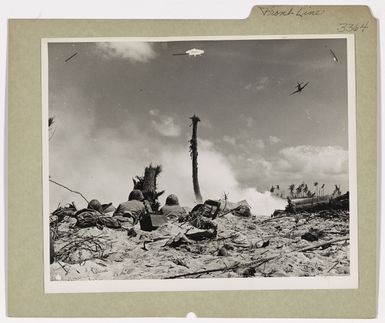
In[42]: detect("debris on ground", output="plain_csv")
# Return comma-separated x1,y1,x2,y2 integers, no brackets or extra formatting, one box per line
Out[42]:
50,193,350,280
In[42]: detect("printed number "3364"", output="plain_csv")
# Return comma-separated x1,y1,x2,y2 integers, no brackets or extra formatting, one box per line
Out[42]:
337,22,369,33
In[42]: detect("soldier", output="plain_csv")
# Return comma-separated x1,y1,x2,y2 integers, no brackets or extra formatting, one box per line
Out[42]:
87,199,103,212
160,194,187,220
113,190,147,225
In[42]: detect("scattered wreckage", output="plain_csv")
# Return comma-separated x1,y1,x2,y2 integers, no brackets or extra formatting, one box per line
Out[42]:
50,192,350,280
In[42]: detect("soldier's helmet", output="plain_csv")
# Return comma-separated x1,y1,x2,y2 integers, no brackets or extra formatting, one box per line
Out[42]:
88,199,102,212
128,189,144,201
165,194,179,206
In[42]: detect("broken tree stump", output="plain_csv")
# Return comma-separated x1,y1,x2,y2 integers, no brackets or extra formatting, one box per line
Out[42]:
133,164,164,212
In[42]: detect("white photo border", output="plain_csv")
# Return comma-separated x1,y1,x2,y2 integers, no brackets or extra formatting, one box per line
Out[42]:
42,34,357,293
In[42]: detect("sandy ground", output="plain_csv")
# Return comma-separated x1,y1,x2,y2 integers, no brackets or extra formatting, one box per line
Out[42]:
50,210,350,281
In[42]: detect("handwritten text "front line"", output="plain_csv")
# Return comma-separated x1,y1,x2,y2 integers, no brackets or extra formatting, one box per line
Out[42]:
258,7,326,18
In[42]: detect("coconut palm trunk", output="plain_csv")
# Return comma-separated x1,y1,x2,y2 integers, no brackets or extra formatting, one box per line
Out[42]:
133,164,164,211
190,115,203,204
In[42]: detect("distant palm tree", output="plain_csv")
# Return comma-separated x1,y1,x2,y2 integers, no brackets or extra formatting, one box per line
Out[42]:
289,184,295,198
314,182,319,196
298,182,305,197
321,183,325,196
295,185,302,198
332,184,341,197
303,184,309,197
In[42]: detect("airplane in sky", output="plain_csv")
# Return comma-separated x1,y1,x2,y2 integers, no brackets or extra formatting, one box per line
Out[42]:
173,48,205,57
329,48,339,63
290,81,310,95
65,52,78,63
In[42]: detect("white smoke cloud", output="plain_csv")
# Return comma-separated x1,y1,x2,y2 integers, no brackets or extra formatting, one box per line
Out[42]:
149,109,159,116
269,135,282,144
49,89,285,216
95,42,156,63
222,135,236,145
151,116,181,137
159,141,286,215
50,107,285,216
50,100,345,215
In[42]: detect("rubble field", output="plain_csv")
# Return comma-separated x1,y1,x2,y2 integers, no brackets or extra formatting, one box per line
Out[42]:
50,209,350,281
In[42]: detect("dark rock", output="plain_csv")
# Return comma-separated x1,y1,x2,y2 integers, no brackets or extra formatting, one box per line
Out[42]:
301,232,319,242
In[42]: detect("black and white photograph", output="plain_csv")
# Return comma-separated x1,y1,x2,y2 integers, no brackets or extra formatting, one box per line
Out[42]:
43,36,357,292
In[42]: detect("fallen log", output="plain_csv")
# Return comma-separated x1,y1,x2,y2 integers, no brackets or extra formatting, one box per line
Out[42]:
286,193,349,213
290,195,331,206
295,236,349,253
164,256,276,279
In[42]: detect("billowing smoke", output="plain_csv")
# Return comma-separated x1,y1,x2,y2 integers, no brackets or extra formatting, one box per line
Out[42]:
49,134,286,216
49,92,286,216
159,140,286,216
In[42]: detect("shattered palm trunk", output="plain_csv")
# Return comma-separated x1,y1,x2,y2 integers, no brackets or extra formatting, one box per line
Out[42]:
133,164,165,212
189,115,203,204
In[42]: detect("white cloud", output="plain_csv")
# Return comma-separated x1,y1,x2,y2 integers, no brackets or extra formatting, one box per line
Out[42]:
152,116,181,137
198,138,215,150
236,137,265,157
277,145,348,177
227,144,349,195
269,135,282,144
244,138,265,150
239,114,254,128
305,109,312,121
95,42,156,63
200,119,213,129
234,156,274,186
149,109,159,116
222,135,236,145
245,76,270,92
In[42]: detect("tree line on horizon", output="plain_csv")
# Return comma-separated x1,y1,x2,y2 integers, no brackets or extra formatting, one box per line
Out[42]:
270,182,342,199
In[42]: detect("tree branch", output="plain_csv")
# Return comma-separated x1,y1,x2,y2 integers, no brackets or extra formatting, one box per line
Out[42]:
49,178,89,204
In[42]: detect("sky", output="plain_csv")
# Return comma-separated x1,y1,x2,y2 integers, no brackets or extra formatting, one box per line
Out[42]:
48,38,350,215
